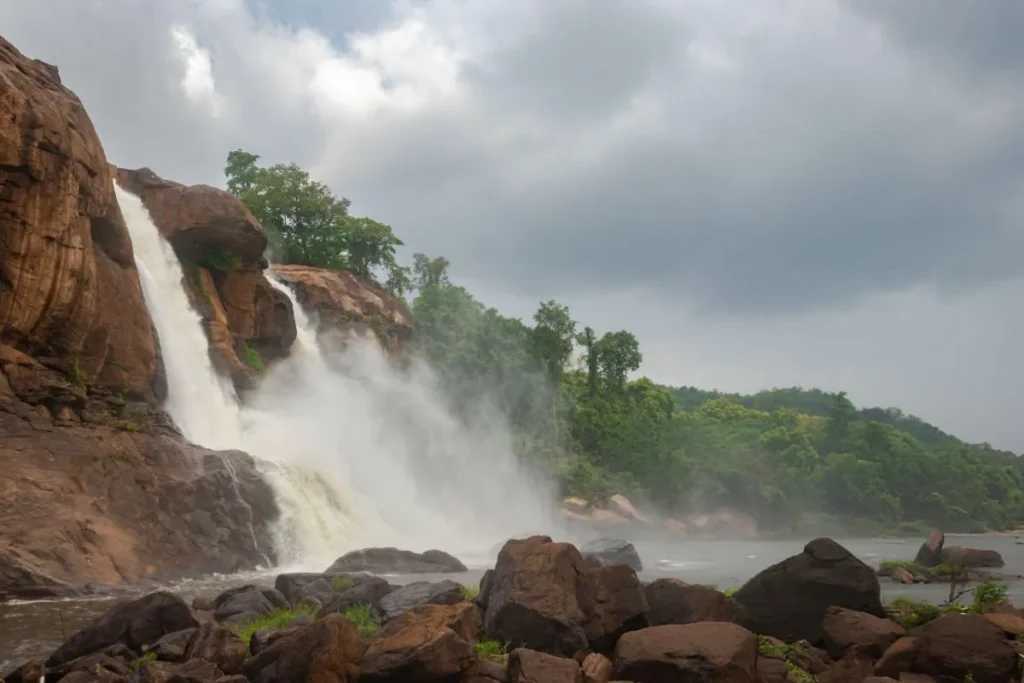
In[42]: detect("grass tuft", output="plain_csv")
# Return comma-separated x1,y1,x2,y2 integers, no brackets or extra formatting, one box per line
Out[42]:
342,603,380,638
332,575,355,592
229,605,315,644
461,584,480,601
475,638,509,661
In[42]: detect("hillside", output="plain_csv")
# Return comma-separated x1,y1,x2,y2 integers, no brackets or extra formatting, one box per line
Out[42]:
224,150,1024,537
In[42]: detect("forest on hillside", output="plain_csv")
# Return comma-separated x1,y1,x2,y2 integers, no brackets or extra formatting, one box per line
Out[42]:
225,150,1024,535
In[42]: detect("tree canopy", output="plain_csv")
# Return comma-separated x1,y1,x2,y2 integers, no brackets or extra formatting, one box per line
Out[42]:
225,150,410,295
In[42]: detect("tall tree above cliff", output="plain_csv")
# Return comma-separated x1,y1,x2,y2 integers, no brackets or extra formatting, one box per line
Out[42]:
224,150,410,295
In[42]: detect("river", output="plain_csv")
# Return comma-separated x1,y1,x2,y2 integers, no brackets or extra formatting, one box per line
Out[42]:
3,534,1021,670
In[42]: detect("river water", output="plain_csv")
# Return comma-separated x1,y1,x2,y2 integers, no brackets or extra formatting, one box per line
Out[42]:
3,534,1022,670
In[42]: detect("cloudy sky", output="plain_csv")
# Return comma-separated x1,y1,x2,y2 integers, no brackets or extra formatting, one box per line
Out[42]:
3,0,1023,451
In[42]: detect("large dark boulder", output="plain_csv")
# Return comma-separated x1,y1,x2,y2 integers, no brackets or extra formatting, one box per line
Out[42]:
45,591,198,668
580,538,643,572
578,564,649,653
325,547,467,574
732,538,884,645
821,606,905,659
913,531,944,568
481,536,588,656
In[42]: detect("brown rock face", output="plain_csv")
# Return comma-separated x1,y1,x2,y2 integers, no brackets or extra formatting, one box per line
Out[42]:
913,532,944,568
273,264,414,353
115,166,296,390
114,167,266,261
481,536,589,656
614,622,758,683
0,37,159,398
822,606,905,659
0,403,278,594
733,537,885,645
578,564,649,652
508,648,582,683
874,614,1017,683
242,614,362,683
361,602,481,683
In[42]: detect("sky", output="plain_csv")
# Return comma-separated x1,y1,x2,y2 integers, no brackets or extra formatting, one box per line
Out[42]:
2,0,1022,452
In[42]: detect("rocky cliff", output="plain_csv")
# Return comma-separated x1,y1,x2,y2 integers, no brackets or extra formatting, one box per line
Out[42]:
0,35,278,598
115,167,296,391
0,36,159,399
273,264,414,354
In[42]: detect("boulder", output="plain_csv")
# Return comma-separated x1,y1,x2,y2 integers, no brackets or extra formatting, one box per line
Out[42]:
378,580,465,622
481,536,588,657
613,622,757,683
295,578,336,607
461,659,509,683
115,167,267,261
213,585,275,623
822,606,905,659
148,628,197,661
913,532,944,568
319,576,396,617
361,602,480,683
326,547,468,574
578,565,649,652
875,614,1017,683
644,579,741,626
1,659,42,683
275,572,336,604
0,36,159,398
134,657,223,683
732,537,884,644
242,614,361,683
507,648,582,683
579,539,643,572
0,553,78,601
45,648,131,683
940,546,1005,568
605,495,653,525
46,592,198,668
185,623,248,675
819,650,875,683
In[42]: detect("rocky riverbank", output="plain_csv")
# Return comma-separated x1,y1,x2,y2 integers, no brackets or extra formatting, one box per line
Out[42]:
4,537,1022,683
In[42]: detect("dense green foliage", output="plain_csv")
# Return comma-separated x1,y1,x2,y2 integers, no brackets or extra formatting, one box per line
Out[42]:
407,255,1024,534
225,150,411,295
227,156,1023,534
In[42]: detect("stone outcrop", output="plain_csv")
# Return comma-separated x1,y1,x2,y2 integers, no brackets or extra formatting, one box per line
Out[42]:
644,578,741,626
913,531,944,567
579,538,643,572
0,37,160,401
361,602,480,683
116,166,296,390
273,264,414,353
0,401,278,595
613,622,758,683
733,537,885,645
326,547,468,574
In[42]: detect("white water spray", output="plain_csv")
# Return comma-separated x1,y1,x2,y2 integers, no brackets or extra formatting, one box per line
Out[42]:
117,185,558,571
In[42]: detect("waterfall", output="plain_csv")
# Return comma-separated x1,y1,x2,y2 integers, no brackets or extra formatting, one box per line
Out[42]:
114,185,243,449
116,184,558,572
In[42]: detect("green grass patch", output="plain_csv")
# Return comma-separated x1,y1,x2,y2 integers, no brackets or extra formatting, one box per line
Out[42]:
332,575,355,592
475,638,509,661
128,651,157,672
229,605,315,644
342,604,380,638
723,587,738,597
461,584,480,601
197,249,241,274
886,596,941,630
242,341,265,372
881,560,919,571
757,635,791,658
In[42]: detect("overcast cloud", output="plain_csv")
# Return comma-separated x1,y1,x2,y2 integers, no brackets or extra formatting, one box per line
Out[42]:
2,0,1022,451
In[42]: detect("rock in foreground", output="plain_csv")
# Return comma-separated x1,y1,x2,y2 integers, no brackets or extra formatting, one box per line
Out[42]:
733,537,885,645
614,622,758,683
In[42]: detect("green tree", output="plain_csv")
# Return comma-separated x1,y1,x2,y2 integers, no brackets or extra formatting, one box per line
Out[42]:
224,150,409,295
594,331,642,391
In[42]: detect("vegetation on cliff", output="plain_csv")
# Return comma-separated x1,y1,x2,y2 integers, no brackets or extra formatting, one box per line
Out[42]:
225,153,1024,535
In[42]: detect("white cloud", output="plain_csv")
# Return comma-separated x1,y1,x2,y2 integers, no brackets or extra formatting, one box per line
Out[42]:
2,0,1022,451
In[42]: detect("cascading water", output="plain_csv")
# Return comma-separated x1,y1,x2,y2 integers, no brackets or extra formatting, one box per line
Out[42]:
114,186,243,449
116,184,558,572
